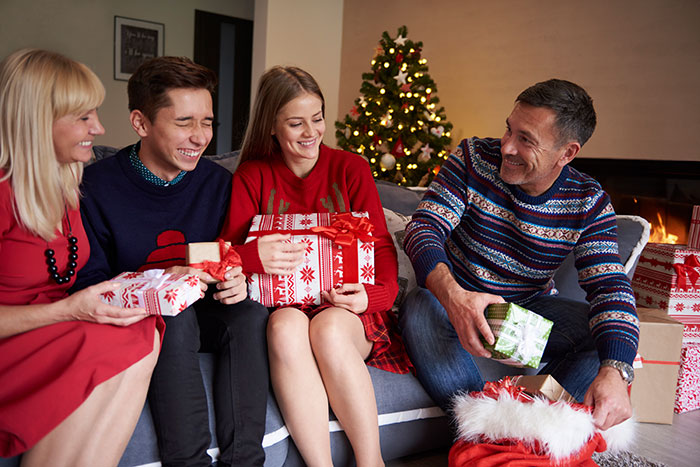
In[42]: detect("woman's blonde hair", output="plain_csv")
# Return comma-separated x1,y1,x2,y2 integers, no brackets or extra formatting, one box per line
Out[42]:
239,66,324,164
0,49,104,240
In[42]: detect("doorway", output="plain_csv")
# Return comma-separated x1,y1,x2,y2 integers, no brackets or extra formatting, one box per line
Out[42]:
194,10,253,154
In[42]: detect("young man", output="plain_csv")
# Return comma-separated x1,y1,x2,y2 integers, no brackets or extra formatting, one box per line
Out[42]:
73,57,269,466
401,79,639,431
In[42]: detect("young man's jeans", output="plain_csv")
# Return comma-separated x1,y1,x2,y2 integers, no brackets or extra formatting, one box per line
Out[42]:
147,296,269,467
399,287,600,412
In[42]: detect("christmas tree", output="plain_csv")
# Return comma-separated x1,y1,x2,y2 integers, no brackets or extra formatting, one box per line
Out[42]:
335,26,453,186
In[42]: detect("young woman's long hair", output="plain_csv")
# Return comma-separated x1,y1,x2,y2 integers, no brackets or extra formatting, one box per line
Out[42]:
239,66,325,164
0,49,104,240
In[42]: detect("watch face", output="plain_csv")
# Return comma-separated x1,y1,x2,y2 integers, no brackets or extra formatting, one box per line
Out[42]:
602,360,634,383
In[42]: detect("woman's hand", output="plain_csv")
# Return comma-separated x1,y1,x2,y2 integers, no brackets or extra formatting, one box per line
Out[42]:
213,266,248,305
321,283,368,314
257,234,305,275
61,281,149,326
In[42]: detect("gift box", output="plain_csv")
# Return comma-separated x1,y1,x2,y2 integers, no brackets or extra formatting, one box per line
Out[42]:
245,212,375,308
482,303,553,368
629,308,684,424
674,343,700,414
631,243,700,318
510,374,577,403
100,269,201,316
682,321,700,345
688,205,700,249
186,240,241,282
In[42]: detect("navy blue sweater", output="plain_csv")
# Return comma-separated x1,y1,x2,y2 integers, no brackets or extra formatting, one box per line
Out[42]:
73,144,232,290
404,137,639,365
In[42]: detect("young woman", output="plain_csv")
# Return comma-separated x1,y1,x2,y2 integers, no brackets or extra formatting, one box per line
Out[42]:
0,49,161,467
220,66,412,467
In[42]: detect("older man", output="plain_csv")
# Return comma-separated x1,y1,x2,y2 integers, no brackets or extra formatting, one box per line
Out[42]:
401,79,638,430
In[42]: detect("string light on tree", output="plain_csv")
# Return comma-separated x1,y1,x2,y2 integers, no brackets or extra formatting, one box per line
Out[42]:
335,25,453,186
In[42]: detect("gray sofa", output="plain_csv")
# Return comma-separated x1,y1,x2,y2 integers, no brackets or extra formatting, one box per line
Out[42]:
0,148,650,467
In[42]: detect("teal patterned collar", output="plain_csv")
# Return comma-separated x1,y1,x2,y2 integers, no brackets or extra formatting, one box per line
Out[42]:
129,144,187,186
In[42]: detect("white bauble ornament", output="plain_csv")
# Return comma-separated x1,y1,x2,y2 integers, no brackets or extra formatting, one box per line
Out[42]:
380,153,396,170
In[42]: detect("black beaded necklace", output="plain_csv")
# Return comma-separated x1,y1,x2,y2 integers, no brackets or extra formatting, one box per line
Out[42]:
44,208,78,284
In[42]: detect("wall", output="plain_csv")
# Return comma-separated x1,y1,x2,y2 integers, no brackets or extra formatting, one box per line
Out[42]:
253,0,344,146
0,0,254,148
338,0,700,161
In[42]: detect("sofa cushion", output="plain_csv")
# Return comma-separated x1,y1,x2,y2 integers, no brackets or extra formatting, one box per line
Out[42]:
553,215,651,303
383,208,417,310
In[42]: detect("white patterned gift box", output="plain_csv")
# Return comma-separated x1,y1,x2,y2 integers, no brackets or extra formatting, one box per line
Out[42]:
245,212,375,308
674,343,700,414
100,269,201,316
631,243,700,318
482,303,553,368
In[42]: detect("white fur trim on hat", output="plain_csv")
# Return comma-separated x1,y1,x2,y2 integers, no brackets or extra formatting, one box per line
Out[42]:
452,391,635,462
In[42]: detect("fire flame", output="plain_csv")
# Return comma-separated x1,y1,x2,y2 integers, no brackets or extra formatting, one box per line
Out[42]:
649,212,679,244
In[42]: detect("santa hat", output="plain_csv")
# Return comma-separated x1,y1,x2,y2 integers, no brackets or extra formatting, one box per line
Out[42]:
449,378,636,466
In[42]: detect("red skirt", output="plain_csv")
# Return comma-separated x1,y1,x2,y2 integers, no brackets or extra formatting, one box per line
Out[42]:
300,304,413,375
0,316,162,457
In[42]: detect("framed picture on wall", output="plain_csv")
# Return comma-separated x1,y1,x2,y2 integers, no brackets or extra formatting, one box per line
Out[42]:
114,16,164,81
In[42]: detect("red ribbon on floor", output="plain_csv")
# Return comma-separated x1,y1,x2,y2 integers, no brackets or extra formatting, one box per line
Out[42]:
673,254,700,290
189,239,242,281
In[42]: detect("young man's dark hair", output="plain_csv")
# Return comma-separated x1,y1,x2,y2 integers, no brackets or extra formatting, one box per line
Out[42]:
127,56,218,122
516,78,597,147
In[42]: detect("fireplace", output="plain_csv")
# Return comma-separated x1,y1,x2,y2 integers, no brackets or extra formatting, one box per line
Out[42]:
569,159,700,245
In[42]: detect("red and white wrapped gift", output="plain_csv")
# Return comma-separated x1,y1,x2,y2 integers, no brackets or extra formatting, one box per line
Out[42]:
245,212,375,308
631,243,700,318
682,321,700,345
100,269,201,316
688,205,700,249
674,343,700,414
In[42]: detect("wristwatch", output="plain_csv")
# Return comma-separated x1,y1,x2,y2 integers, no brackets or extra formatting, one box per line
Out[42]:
600,359,634,384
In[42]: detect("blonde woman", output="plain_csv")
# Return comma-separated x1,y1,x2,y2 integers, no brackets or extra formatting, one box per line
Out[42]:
0,49,161,466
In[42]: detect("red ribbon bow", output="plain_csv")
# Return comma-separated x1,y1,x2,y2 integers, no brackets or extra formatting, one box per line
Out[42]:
673,254,700,290
477,377,532,403
310,213,376,246
189,239,242,282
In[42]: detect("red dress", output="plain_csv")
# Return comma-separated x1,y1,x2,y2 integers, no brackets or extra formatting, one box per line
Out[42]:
0,176,161,457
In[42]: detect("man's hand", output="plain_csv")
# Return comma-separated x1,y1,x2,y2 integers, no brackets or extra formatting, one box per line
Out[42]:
583,366,633,430
257,234,305,275
165,265,216,293
426,263,505,358
213,266,248,305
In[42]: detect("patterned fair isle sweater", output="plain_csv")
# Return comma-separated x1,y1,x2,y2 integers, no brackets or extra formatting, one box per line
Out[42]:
403,137,639,365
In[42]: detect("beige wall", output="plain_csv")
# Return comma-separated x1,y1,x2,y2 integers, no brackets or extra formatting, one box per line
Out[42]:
253,0,344,146
338,0,700,161
0,0,254,148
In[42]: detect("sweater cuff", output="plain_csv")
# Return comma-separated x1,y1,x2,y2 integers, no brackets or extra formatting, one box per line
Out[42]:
595,338,638,366
411,249,453,287
363,283,392,314
233,240,264,274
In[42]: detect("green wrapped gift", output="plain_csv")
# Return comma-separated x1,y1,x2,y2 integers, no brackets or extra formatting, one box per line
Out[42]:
482,303,553,368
